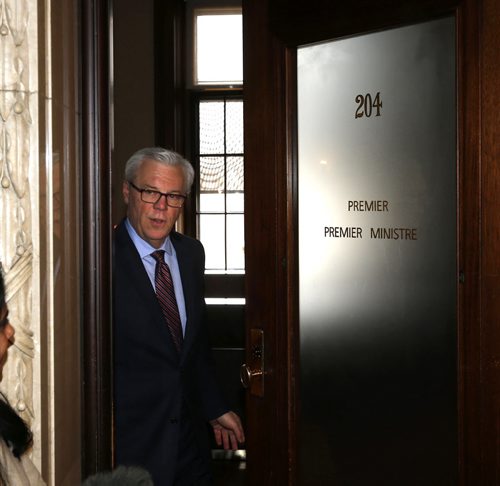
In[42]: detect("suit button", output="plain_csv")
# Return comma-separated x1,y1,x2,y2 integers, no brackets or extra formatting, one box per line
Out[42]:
169,418,179,424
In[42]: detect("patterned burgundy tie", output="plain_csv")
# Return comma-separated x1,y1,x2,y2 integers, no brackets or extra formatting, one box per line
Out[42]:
151,250,183,353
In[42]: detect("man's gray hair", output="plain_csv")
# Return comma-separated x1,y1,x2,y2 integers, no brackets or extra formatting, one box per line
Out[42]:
82,466,154,486
124,147,195,194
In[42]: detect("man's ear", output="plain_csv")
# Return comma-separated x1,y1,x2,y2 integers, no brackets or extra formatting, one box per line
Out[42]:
123,181,130,204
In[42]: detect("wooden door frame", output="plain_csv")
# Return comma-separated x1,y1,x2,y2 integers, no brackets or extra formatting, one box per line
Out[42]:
81,0,113,477
243,0,500,484
81,0,188,477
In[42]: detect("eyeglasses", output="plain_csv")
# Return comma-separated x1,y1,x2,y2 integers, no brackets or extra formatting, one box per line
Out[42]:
128,181,187,208
0,308,9,331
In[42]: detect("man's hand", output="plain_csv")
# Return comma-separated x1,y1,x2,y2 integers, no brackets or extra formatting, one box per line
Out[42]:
210,411,245,450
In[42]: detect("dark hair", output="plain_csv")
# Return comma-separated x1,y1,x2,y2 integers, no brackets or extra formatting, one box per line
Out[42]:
0,268,34,459
0,265,5,311
82,466,154,485
0,395,33,458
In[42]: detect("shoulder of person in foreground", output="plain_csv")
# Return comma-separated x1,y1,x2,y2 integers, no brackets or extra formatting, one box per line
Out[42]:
82,465,153,486
0,438,45,486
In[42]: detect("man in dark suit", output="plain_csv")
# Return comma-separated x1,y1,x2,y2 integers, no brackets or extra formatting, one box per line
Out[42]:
113,147,244,485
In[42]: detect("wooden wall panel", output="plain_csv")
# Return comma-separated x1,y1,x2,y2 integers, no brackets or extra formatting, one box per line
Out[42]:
480,0,500,483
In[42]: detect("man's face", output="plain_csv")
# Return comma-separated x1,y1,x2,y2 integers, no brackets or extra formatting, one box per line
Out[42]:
123,159,185,248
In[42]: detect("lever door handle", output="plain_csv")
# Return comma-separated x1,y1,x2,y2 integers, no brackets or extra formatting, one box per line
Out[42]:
240,364,263,388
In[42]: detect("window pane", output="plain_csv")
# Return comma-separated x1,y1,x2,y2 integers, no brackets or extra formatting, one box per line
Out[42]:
227,193,244,213
200,156,225,192
226,101,244,154
199,214,225,270
196,14,243,85
227,214,245,270
200,193,225,213
199,101,224,154
227,156,243,192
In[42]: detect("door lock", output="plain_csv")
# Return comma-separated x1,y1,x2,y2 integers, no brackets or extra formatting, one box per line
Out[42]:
241,328,265,397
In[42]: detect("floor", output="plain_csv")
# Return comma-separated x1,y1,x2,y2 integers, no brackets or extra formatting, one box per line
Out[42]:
212,450,246,486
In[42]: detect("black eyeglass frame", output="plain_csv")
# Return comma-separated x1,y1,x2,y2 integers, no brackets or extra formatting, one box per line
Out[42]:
0,308,9,330
128,181,187,208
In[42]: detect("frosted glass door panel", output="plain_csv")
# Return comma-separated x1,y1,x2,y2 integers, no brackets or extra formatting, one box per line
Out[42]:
298,17,456,485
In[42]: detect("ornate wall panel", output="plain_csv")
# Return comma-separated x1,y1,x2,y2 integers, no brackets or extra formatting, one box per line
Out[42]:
0,0,41,466
1,1,83,484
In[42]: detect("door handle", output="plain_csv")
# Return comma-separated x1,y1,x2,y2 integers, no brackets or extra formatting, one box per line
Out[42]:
240,364,263,388
241,328,265,397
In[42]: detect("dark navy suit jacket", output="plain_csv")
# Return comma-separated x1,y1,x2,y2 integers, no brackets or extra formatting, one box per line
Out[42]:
113,220,228,485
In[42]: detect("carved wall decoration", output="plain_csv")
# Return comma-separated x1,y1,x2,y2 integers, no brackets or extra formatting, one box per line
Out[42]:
1,0,84,482
0,0,40,460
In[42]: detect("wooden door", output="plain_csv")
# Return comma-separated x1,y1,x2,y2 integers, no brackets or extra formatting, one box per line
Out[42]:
243,0,500,484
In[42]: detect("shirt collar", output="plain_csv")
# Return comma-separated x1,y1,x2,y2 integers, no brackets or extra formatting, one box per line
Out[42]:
124,218,174,258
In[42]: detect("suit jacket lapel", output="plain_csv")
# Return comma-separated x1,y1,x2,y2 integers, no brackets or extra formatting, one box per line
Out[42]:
115,221,157,307
115,221,180,356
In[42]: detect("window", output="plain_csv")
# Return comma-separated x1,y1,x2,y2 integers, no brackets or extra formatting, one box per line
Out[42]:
197,96,244,273
195,12,243,85
187,7,247,476
191,8,244,273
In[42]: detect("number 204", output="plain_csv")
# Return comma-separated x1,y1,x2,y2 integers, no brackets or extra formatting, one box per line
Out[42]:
355,92,382,118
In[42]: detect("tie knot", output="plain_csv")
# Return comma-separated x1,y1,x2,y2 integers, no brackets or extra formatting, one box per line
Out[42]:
151,250,165,263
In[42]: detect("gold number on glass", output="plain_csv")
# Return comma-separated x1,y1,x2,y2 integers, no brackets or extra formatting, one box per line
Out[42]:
355,92,382,118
